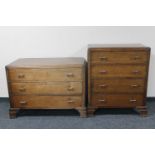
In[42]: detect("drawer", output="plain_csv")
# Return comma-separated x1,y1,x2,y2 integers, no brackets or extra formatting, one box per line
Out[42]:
11,96,82,108
92,94,144,107
7,68,82,81
9,82,82,95
91,65,146,78
92,79,145,93
90,50,148,64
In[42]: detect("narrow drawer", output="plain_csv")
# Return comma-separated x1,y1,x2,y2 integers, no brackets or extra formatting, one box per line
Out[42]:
11,96,82,108
92,79,145,93
7,68,82,81
92,94,144,107
91,65,146,78
90,50,148,64
10,82,82,95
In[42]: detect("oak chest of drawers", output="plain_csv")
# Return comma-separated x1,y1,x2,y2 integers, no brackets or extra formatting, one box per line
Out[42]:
87,44,150,116
6,58,86,118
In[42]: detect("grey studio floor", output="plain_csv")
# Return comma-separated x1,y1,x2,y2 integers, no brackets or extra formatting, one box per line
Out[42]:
0,98,155,129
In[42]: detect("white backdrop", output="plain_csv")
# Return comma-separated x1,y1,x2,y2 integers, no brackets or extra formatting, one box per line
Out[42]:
0,26,154,97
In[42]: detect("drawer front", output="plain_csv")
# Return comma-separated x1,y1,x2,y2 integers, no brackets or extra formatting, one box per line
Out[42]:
7,68,82,81
91,65,146,78
10,82,82,95
92,94,144,107
90,50,148,64
92,79,145,93
11,96,82,108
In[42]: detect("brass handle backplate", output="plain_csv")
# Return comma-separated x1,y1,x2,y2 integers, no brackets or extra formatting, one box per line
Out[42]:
67,100,75,103
98,99,106,102
66,73,74,77
132,70,140,74
19,101,27,105
99,70,107,74
99,84,108,88
67,86,74,91
18,74,25,78
133,56,141,60
99,57,108,61
131,84,139,88
130,99,137,102
19,88,26,92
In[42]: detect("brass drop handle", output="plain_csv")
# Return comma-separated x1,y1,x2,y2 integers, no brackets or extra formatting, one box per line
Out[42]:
130,99,137,102
99,84,108,88
19,87,26,92
98,99,106,102
67,86,74,91
67,100,75,103
132,70,140,74
19,101,27,105
100,57,108,60
131,84,139,87
66,73,74,77
134,56,141,60
18,74,25,78
99,70,107,74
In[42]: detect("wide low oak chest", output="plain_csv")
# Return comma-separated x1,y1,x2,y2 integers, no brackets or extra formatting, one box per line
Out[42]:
87,44,150,116
6,58,86,118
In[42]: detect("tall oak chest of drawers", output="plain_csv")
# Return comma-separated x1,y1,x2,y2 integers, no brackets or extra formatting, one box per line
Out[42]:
88,44,150,116
6,58,86,118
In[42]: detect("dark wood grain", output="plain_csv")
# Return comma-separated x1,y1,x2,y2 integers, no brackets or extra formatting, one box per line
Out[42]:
92,79,145,93
9,82,82,95
7,68,82,82
87,44,150,116
6,58,86,118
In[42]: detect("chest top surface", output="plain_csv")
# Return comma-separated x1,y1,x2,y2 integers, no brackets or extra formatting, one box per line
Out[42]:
6,57,85,68
88,44,150,50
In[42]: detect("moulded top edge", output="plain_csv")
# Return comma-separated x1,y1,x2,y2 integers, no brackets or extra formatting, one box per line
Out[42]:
6,57,86,68
88,44,150,48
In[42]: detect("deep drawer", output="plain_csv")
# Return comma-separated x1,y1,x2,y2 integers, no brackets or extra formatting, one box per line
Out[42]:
90,50,148,64
9,82,82,95
11,95,82,108
91,94,144,107
7,68,82,81
91,65,146,78
92,79,145,93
